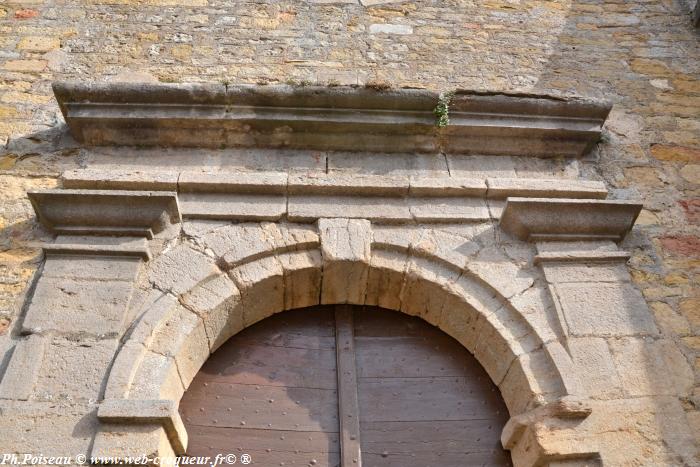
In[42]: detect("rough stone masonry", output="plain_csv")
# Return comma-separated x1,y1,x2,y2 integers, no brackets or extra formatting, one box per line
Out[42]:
0,1,699,466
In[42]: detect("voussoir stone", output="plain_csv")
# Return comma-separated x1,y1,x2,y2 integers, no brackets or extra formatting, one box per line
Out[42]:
148,243,220,295
319,218,372,304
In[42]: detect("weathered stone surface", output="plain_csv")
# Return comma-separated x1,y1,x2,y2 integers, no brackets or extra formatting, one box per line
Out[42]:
0,401,98,458
0,335,46,400
180,170,288,194
53,82,609,157
149,306,209,389
179,192,287,221
229,256,284,327
97,399,187,455
365,250,408,310
279,250,322,310
289,172,409,196
180,273,241,351
22,277,135,337
568,337,624,399
289,195,411,223
500,198,643,242
28,189,181,239
409,197,490,222
61,169,179,191
486,178,608,199
553,282,658,337
148,243,219,295
35,338,119,402
319,218,371,304
608,337,694,397
42,253,142,282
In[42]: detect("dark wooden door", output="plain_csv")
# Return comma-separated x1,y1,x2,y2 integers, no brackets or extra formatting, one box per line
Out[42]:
180,305,511,467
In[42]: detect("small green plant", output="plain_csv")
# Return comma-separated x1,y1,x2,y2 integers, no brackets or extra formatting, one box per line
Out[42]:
327,79,341,87
434,91,454,128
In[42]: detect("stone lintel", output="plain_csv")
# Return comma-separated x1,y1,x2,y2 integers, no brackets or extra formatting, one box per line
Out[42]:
499,197,642,242
53,81,610,157
97,399,187,455
28,189,181,239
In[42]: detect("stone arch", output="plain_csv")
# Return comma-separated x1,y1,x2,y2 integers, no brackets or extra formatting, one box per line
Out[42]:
94,219,588,466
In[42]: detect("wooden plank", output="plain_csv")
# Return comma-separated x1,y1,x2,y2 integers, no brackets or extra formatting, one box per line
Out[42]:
186,425,340,467
335,305,362,467
180,306,341,462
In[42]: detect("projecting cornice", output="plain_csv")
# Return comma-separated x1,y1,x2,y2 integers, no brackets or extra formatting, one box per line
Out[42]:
499,197,642,242
28,189,181,239
53,82,612,157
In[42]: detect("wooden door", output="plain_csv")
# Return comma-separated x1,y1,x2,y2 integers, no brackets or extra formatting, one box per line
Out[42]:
180,305,512,467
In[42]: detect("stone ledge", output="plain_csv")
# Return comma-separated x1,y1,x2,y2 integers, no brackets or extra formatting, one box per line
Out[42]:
534,250,631,264
499,198,642,242
53,82,610,157
42,242,152,260
28,189,181,239
97,399,187,455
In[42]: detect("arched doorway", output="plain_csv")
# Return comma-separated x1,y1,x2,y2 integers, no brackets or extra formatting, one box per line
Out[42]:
179,305,512,466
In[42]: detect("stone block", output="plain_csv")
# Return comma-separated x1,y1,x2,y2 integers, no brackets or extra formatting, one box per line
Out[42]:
179,170,287,193
22,277,135,337
409,197,490,222
150,306,209,390
61,169,179,191
0,335,45,400
42,254,141,282
92,423,168,460
289,195,411,223
128,350,184,401
319,218,371,304
103,341,147,400
229,256,284,327
498,349,565,415
148,243,219,295
608,337,693,397
437,293,481,354
289,172,409,196
541,262,632,284
568,337,623,399
371,225,422,252
486,178,608,199
180,274,242,351
35,337,119,402
408,176,486,196
553,282,658,337
467,246,535,298
279,250,322,310
366,250,408,310
411,228,480,268
179,193,287,221
0,401,98,458
400,256,460,326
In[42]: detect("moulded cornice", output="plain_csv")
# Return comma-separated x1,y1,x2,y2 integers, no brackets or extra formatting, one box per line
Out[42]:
53,81,612,157
28,189,181,239
499,197,642,242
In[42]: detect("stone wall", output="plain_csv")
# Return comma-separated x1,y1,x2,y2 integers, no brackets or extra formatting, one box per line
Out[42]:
0,0,699,464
